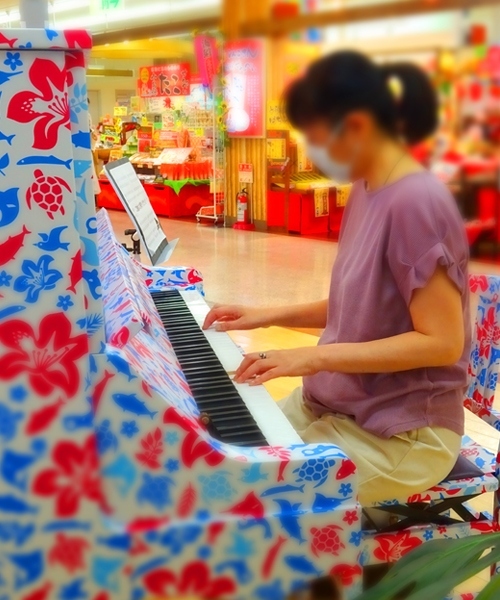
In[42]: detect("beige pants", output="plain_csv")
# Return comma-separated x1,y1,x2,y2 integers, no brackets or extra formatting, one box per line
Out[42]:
279,388,461,505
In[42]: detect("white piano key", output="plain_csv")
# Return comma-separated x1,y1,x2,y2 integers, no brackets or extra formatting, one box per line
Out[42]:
179,290,303,447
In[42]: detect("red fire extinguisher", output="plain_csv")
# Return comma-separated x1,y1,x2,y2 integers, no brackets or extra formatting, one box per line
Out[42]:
233,188,256,231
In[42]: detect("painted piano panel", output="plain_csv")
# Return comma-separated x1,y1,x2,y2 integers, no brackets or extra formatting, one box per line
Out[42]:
0,28,362,600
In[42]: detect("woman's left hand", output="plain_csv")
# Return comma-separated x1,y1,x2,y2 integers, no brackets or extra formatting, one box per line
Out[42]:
234,347,321,385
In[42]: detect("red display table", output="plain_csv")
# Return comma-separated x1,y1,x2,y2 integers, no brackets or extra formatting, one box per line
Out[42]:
98,179,212,218
267,188,343,238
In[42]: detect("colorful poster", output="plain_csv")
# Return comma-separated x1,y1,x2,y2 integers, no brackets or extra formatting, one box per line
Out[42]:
224,39,265,138
138,63,190,98
194,34,220,92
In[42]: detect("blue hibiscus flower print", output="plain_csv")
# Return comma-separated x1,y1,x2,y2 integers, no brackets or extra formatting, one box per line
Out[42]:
423,530,434,540
3,52,22,71
339,483,353,497
56,294,74,311
165,459,179,473
14,255,62,303
121,420,139,438
19,42,32,49
349,531,363,547
0,270,12,287
165,431,179,445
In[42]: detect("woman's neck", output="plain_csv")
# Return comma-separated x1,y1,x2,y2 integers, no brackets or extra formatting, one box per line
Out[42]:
364,137,423,192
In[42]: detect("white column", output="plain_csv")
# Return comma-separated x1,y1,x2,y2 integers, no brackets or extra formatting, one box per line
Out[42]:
20,0,49,28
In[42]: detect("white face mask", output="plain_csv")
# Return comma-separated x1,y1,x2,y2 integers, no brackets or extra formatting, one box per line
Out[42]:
305,126,352,184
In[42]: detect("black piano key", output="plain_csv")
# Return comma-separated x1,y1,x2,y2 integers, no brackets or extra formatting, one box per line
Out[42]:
151,289,268,447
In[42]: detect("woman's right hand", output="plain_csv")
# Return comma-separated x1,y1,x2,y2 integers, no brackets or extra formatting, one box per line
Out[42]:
202,305,270,332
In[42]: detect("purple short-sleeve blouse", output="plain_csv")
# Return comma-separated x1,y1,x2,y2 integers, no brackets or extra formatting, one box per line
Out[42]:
302,171,471,439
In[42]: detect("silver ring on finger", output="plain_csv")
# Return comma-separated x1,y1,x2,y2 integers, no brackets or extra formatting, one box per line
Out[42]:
259,352,267,359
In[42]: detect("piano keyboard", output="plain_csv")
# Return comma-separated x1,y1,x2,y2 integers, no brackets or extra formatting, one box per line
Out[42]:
151,289,303,448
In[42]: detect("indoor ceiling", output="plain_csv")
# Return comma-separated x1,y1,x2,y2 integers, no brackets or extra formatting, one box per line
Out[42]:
0,0,220,34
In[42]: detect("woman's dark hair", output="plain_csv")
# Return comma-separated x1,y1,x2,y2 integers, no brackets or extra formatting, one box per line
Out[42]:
284,50,438,145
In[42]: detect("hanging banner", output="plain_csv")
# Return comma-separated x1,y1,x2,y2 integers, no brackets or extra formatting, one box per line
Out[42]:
314,187,329,217
224,38,265,138
138,63,191,98
194,34,219,93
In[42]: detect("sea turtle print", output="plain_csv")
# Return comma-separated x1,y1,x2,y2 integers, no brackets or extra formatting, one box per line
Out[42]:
293,458,337,489
26,169,71,220
310,525,345,557
199,471,235,502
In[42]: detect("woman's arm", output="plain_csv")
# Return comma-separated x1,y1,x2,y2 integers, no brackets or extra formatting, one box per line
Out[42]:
203,300,328,331
235,267,465,384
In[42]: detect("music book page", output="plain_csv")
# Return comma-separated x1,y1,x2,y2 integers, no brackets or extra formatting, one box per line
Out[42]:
104,158,173,265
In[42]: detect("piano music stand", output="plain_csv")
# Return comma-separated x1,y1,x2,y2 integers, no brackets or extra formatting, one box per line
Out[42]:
105,157,178,265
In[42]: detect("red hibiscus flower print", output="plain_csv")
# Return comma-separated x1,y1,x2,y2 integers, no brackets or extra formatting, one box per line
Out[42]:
144,562,236,598
48,533,89,572
329,563,362,586
477,306,500,359
373,532,423,563
0,313,88,399
7,58,69,150
33,435,106,516
470,275,489,293
343,510,359,525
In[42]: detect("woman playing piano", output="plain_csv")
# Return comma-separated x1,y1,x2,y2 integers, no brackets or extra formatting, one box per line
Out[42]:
204,51,470,506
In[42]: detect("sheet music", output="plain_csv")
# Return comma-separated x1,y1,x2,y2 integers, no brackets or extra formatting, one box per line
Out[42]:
105,158,175,265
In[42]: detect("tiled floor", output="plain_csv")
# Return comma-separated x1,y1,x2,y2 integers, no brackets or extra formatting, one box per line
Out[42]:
108,209,500,597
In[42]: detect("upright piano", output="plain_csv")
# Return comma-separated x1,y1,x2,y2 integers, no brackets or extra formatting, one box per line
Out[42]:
0,29,361,600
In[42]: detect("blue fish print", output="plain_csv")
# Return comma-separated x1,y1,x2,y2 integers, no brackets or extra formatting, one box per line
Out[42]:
0,70,21,85
45,29,59,41
8,549,43,589
1,449,37,491
72,130,91,149
284,554,322,577
81,237,99,266
112,393,158,419
34,225,69,251
17,155,72,169
215,560,252,584
0,403,23,442
0,522,35,546
83,268,102,299
274,499,306,544
241,463,268,483
0,131,14,145
255,580,286,600
261,484,305,497
76,179,88,204
0,152,9,176
43,520,91,532
238,518,272,539
107,350,137,382
0,305,25,320
63,411,93,431
0,495,38,515
312,493,349,512
59,578,86,600
0,187,19,227
74,159,92,178
101,454,137,497
97,533,132,551
92,556,124,591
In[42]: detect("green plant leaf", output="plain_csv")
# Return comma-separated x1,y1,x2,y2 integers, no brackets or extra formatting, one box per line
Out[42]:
356,533,500,600
476,573,500,599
